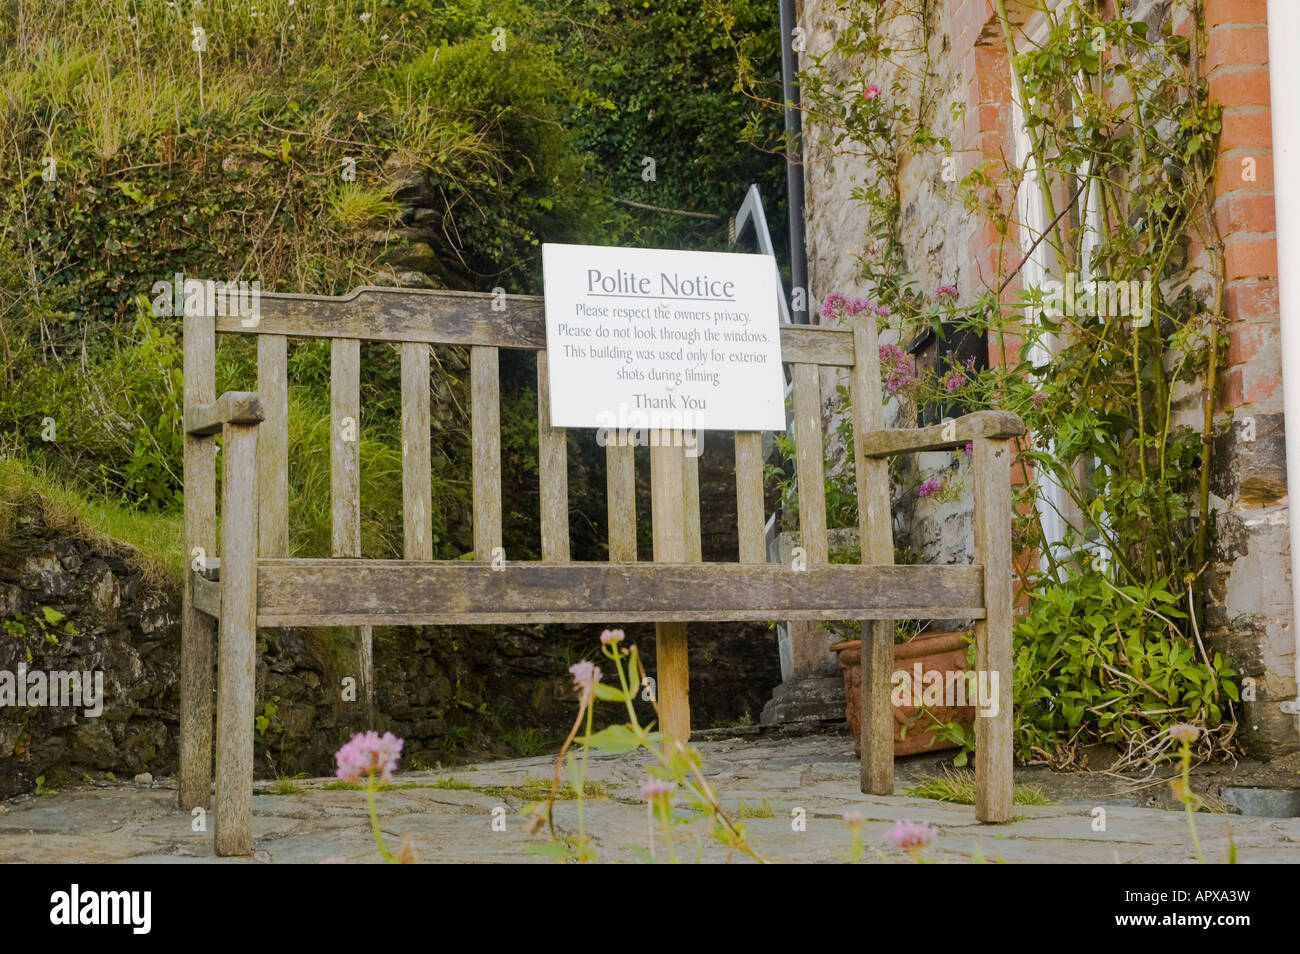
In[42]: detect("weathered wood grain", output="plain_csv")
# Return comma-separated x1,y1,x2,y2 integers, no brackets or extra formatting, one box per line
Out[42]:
257,336,289,558
606,434,637,562
330,339,361,557
851,314,896,796
973,437,1015,823
251,560,986,626
215,421,258,856
471,346,502,561
180,313,217,812
330,338,371,717
401,341,433,561
734,432,766,565
216,289,855,364
651,437,690,742
791,364,829,565
860,410,1026,458
193,574,221,618
185,391,265,436
536,350,570,563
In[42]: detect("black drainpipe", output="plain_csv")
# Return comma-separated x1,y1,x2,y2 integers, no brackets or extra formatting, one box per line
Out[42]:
779,0,809,324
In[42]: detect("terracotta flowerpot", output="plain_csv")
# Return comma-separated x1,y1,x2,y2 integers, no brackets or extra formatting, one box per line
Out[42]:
831,631,976,757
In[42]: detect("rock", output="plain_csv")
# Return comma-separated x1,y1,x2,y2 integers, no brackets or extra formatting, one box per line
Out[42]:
133,773,153,787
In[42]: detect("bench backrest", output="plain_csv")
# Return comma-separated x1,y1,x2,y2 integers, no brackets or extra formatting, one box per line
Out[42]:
189,286,877,572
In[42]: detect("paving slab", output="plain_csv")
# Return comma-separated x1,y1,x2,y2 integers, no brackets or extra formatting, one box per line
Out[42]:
2,733,1297,863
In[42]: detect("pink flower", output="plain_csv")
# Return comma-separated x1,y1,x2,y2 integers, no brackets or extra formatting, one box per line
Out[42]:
1031,391,1049,407
335,731,404,784
846,297,871,317
821,291,847,320
934,284,958,300
842,811,866,827
945,372,966,393
863,84,880,101
917,478,942,498
872,304,891,317
639,777,677,802
964,442,974,458
883,819,938,850
600,628,625,644
569,660,602,693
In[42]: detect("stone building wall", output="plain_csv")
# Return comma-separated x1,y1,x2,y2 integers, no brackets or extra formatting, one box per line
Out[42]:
795,0,1297,755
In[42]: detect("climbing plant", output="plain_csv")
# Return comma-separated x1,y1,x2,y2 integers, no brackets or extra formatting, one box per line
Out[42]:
793,0,1237,769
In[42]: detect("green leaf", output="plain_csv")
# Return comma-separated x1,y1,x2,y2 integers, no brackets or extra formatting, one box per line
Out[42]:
41,606,66,625
592,683,627,702
578,724,641,753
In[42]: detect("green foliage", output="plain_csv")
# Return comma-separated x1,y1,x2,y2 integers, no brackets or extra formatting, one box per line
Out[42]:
1016,569,1237,761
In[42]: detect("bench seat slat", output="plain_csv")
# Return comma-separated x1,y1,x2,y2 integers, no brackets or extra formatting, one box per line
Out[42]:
251,560,985,626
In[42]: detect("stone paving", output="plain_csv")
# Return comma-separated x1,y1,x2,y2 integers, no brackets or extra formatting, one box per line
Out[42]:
2,732,1298,863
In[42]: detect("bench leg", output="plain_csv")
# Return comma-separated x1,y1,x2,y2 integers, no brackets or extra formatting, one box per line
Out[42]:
973,437,1014,822
215,422,259,856
859,619,894,795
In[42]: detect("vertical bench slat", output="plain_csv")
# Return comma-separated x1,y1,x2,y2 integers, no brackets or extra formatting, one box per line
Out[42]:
257,335,289,558
734,432,766,564
606,436,637,561
973,437,1015,822
683,447,703,563
331,338,361,556
179,313,216,812
789,362,830,704
851,315,896,795
214,420,258,856
650,436,690,741
536,350,570,563
791,363,829,563
471,345,503,561
331,338,372,714
401,341,433,561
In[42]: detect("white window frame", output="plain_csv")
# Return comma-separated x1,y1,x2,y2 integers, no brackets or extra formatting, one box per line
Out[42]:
1010,1,1113,575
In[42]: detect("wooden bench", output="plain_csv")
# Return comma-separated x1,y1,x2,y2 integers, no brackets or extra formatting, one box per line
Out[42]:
178,286,1025,855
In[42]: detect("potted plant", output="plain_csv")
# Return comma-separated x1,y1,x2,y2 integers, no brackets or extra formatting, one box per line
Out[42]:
831,626,977,758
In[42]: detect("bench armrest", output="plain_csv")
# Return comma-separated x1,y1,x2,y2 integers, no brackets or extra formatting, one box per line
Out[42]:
858,409,1025,458
185,391,265,436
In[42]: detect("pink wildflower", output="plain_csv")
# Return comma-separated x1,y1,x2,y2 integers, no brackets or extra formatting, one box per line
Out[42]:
1168,723,1200,744
846,297,871,316
917,478,942,498
821,291,847,320
883,819,938,850
639,777,677,802
335,731,404,784
600,628,625,644
569,660,602,693
842,810,866,827
964,442,974,458
934,284,958,300
944,371,966,393
1031,391,1049,407
863,84,880,101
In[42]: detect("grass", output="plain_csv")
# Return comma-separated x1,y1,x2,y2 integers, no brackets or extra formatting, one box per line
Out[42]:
268,775,307,795
735,798,775,819
0,455,182,585
500,726,554,758
905,769,1053,807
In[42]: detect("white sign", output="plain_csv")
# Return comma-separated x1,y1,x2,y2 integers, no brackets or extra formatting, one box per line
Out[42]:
541,243,786,432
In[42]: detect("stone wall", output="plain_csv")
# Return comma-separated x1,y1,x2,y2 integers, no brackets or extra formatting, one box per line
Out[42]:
0,500,779,798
